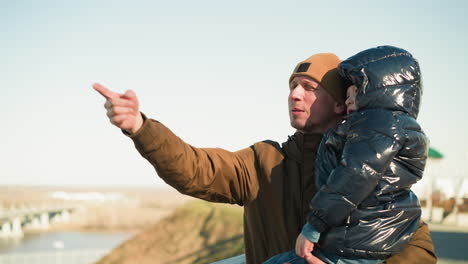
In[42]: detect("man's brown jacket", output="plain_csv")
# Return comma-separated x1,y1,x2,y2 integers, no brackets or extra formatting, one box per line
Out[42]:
129,117,437,264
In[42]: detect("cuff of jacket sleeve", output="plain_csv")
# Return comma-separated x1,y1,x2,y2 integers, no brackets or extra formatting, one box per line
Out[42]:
301,223,321,243
126,112,168,155
122,112,147,137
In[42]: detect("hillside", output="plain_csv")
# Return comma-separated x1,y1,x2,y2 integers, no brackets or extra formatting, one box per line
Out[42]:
96,200,245,264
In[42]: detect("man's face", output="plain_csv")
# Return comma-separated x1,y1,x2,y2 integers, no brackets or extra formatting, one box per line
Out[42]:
288,76,342,133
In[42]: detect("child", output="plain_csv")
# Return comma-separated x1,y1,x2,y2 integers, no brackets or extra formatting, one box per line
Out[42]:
264,46,428,264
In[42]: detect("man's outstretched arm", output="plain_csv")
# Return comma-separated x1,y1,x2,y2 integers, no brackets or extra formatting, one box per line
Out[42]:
93,83,260,205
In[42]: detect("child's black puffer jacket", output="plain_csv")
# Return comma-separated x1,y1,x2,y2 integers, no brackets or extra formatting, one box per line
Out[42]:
308,46,428,259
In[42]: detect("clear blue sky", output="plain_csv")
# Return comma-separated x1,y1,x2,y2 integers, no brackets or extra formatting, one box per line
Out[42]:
1,0,467,187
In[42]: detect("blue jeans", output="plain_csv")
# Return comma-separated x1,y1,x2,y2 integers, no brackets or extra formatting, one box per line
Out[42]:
263,249,385,264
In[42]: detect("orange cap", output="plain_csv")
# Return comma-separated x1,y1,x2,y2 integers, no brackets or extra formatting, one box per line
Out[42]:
289,53,347,104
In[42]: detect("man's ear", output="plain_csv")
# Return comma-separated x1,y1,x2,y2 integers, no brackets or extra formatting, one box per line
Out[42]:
334,102,345,115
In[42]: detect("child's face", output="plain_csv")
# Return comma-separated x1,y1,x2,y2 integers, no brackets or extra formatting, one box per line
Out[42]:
345,85,358,115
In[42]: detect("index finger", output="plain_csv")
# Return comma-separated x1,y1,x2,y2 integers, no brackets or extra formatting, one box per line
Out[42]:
93,83,118,99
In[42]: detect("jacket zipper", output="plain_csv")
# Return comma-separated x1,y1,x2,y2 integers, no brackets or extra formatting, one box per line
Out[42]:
300,141,304,225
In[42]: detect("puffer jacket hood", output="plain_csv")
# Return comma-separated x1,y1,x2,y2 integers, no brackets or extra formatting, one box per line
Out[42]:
338,46,422,118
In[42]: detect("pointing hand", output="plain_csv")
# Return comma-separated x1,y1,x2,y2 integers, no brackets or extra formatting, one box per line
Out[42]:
93,83,143,134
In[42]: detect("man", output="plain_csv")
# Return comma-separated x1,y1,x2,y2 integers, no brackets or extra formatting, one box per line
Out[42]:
93,53,436,264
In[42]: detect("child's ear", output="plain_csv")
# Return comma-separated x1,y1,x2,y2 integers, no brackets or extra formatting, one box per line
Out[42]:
334,102,345,115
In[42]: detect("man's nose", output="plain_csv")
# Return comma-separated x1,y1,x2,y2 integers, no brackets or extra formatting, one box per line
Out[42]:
289,86,304,100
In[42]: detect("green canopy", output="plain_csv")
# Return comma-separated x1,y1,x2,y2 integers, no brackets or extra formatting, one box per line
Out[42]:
428,147,443,159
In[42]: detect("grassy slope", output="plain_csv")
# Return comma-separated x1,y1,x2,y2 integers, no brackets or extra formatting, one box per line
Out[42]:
96,200,244,264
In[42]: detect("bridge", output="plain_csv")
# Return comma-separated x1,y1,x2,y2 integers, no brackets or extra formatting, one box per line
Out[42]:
0,205,76,238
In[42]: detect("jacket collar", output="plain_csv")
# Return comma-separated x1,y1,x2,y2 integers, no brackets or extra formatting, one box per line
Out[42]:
282,131,323,163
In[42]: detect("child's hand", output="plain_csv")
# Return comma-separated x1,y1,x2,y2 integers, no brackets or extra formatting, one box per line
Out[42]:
295,233,324,264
